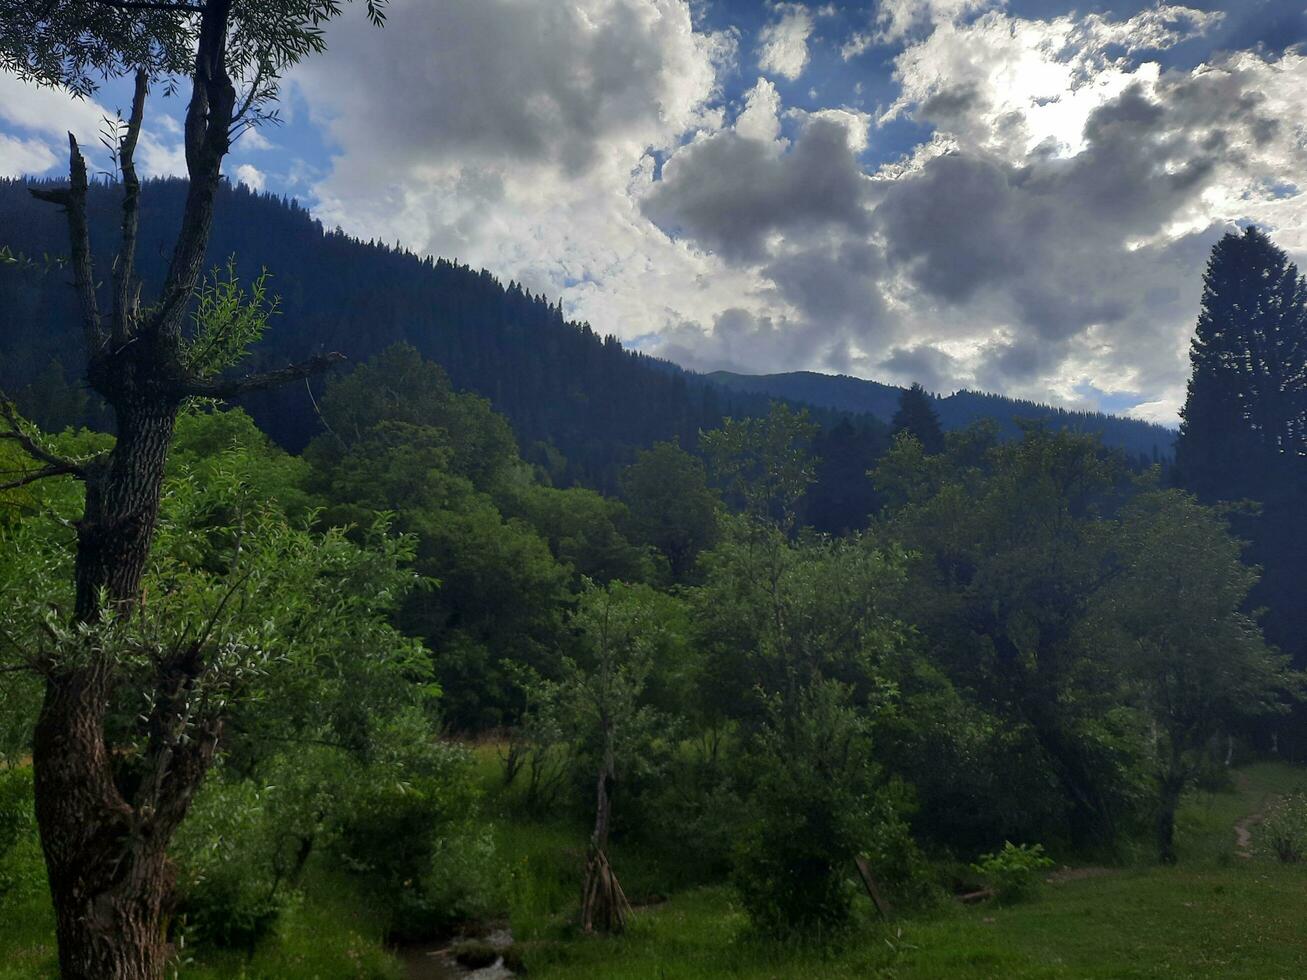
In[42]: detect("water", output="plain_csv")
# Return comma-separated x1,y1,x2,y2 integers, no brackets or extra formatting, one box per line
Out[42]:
394,928,516,980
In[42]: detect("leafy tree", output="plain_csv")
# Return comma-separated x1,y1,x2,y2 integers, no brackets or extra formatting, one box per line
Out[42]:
308,420,570,730
0,4,387,973
311,343,520,493
874,425,1145,849
690,481,911,932
500,483,655,585
891,382,945,455
515,581,681,933
1086,491,1300,863
620,440,719,581
701,403,817,533
733,678,904,936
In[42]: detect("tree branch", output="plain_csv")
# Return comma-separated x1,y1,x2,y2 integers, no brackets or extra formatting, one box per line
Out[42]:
151,0,236,338
0,399,88,478
176,352,345,399
112,69,149,345
0,464,82,492
30,135,104,351
91,0,206,11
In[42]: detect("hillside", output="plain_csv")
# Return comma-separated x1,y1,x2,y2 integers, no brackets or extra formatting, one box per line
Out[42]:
709,370,1176,461
0,178,786,490
1,178,1170,482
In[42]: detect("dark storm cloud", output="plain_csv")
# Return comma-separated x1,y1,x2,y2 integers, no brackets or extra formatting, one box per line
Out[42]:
641,116,873,262
762,238,887,326
879,343,962,392
873,76,1265,349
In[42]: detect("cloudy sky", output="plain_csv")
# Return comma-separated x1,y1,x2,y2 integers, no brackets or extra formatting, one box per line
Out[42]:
3,1,1306,423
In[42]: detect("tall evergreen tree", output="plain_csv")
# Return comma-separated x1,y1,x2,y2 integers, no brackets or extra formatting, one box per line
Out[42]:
1176,226,1307,665
891,383,945,454
1177,227,1307,497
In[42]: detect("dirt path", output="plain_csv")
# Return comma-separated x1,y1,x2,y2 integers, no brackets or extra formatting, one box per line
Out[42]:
1232,771,1275,860
1234,810,1263,859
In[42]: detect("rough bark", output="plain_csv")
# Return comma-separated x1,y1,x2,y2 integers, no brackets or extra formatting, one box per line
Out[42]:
19,4,333,976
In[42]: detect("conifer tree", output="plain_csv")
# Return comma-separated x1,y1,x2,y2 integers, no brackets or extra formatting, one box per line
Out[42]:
891,382,945,454
1176,226,1307,665
1176,227,1307,498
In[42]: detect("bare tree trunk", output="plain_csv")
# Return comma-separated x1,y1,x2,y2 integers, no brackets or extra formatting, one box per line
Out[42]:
1155,773,1184,865
581,725,630,934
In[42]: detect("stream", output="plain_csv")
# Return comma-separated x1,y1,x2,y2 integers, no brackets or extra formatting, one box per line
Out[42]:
394,928,516,980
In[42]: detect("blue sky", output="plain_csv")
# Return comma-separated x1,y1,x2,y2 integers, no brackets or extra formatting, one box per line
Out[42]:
3,1,1306,423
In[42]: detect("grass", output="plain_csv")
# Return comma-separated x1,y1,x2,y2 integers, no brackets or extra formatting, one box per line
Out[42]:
3,760,1307,978
513,762,1307,980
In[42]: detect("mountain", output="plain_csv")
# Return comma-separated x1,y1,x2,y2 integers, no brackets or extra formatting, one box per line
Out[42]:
0,177,793,489
709,371,1176,461
1,177,1169,491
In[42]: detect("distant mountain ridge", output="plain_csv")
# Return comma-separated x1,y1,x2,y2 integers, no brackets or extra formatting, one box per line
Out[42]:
1,177,1171,484
708,371,1176,461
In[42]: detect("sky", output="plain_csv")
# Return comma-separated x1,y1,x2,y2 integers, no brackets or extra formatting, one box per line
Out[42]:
2,1,1306,424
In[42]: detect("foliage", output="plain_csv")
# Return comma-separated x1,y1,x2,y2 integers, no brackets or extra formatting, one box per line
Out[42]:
620,440,720,581
1258,792,1307,864
970,842,1054,904
173,777,289,951
512,581,685,831
891,383,945,455
501,483,655,585
702,403,817,530
0,0,388,106
1086,490,1300,861
872,424,1149,850
181,260,278,379
332,713,496,940
732,680,904,936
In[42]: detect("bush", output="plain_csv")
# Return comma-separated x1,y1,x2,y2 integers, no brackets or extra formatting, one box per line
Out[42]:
172,777,289,951
732,681,901,937
971,842,1054,903
333,712,499,939
1259,792,1307,864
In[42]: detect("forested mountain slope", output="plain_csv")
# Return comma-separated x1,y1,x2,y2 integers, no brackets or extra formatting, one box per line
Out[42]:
0,178,782,488
1,178,1168,483
710,370,1176,461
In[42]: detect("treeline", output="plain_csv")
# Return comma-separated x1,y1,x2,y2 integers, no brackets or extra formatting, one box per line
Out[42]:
0,177,806,490
708,370,1177,461
1,177,1168,496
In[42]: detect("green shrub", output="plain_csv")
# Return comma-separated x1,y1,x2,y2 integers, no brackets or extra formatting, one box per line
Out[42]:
971,842,1054,903
172,778,289,951
333,714,499,939
732,681,901,937
1259,792,1307,864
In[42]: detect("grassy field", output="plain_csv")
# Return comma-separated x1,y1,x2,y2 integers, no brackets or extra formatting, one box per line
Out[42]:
503,761,1307,980
2,760,1305,979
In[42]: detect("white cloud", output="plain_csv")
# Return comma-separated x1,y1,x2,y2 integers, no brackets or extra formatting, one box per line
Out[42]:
875,0,999,45
0,72,186,179
0,132,56,176
234,163,266,191
757,3,818,81
297,0,756,349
